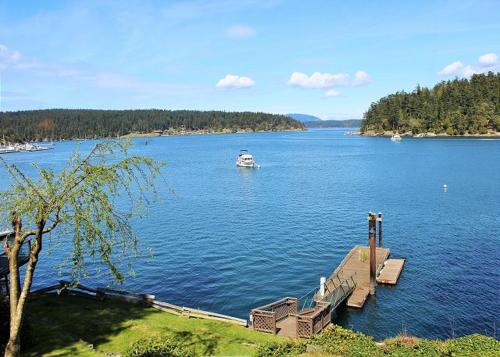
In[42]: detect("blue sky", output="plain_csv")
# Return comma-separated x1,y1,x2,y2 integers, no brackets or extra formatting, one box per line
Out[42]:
0,0,499,119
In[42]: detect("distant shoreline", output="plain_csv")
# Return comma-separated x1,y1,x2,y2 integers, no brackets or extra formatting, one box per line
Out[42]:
360,130,500,138
121,127,305,138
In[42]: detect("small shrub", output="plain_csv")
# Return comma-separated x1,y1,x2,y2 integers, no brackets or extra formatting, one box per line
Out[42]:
444,334,500,357
125,335,194,357
359,250,368,262
254,340,306,357
383,337,442,356
310,325,382,356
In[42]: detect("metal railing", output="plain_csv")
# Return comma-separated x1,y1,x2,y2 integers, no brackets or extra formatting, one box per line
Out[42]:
315,273,357,309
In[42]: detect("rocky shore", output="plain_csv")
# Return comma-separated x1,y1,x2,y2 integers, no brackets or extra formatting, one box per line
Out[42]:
361,130,500,138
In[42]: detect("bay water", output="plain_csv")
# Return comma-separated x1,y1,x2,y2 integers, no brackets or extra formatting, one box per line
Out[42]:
1,129,498,340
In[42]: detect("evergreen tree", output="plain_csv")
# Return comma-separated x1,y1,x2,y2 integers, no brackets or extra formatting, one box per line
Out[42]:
361,72,500,134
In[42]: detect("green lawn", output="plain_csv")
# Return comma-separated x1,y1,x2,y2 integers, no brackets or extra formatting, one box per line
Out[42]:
25,294,281,356
23,294,500,357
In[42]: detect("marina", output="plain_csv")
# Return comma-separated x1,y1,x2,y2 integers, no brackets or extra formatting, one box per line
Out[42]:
0,142,52,154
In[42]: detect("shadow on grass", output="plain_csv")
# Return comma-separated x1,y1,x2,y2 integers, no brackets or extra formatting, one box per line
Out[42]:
168,330,221,356
24,293,173,356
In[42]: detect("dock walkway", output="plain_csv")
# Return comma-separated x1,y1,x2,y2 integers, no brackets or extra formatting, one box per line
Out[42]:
250,213,405,338
316,245,390,309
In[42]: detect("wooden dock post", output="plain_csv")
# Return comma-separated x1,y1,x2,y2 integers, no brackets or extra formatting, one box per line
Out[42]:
368,212,377,295
377,212,383,247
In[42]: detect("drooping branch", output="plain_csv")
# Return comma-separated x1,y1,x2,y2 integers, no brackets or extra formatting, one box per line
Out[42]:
0,139,164,357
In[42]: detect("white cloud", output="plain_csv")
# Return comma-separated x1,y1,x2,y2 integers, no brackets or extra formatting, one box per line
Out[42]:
0,43,82,78
325,89,340,97
226,25,256,38
288,70,371,97
216,74,255,89
462,65,479,77
438,53,498,77
353,70,371,86
478,53,498,67
0,44,22,69
438,61,464,76
288,71,350,88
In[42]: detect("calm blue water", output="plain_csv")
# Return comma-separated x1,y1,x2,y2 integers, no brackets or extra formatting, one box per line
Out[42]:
1,129,499,340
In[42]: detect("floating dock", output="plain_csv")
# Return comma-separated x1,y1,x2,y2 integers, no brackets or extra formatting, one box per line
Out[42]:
377,258,406,285
251,212,405,338
347,287,370,308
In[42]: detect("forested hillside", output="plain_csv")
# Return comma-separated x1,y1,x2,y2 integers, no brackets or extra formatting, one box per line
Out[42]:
0,109,304,142
361,72,500,135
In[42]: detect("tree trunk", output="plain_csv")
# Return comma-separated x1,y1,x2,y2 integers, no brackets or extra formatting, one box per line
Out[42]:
3,218,44,357
4,340,20,357
4,219,22,357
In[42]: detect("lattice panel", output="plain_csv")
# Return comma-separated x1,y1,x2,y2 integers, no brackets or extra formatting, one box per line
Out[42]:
274,303,291,321
253,314,275,333
297,319,312,338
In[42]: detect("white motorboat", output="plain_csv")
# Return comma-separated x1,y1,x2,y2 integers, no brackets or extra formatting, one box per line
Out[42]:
390,133,402,142
236,150,258,168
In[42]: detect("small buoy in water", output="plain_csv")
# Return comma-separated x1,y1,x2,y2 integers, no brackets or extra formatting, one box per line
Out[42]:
443,184,448,191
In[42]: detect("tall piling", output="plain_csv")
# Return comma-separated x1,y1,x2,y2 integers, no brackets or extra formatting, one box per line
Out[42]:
377,212,383,247
368,212,377,295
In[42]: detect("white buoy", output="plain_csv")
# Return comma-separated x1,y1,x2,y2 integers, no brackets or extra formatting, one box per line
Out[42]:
443,184,448,192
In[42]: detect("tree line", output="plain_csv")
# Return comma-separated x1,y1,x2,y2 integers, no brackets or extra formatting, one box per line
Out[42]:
0,109,304,142
361,72,500,135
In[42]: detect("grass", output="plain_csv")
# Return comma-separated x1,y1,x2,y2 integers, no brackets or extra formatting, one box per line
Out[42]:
24,294,281,356
24,294,500,356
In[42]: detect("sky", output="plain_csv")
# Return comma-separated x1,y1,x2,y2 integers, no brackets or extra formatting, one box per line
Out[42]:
0,0,499,119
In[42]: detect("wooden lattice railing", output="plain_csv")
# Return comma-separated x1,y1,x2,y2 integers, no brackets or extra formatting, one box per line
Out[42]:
251,297,298,334
296,302,331,338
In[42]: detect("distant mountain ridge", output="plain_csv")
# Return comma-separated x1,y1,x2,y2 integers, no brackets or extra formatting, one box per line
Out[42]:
287,113,322,122
306,119,362,128
287,113,361,128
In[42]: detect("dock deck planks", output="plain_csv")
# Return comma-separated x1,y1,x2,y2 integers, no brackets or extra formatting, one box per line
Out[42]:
317,246,391,309
346,287,370,308
276,316,297,338
377,258,405,285
326,245,390,290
